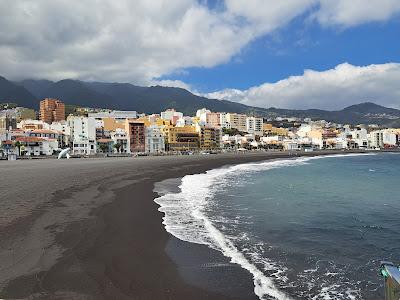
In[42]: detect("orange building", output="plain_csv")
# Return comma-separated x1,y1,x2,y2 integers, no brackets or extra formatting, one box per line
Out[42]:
39,98,65,123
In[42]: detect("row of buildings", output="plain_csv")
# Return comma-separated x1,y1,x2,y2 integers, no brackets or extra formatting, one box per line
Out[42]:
1,98,400,157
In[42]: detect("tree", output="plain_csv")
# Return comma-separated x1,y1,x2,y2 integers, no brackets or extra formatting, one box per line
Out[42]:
99,143,109,153
14,141,22,156
113,142,122,153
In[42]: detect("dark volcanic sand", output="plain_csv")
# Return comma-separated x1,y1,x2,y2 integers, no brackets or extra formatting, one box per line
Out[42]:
0,151,363,299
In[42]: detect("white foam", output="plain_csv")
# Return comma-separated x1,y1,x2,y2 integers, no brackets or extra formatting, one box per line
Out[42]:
154,153,371,299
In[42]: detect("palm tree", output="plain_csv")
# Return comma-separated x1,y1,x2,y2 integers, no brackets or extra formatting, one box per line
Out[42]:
14,141,22,156
113,142,122,153
99,143,109,153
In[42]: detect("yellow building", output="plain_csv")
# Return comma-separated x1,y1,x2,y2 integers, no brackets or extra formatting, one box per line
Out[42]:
273,127,289,136
164,125,199,151
136,116,152,127
263,123,288,136
198,126,221,150
263,123,273,132
226,113,247,132
102,117,126,131
155,118,172,126
392,128,400,134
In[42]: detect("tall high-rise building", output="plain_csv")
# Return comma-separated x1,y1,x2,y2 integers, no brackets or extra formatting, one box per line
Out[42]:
39,98,65,123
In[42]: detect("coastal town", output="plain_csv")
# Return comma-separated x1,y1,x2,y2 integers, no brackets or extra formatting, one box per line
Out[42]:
0,98,399,159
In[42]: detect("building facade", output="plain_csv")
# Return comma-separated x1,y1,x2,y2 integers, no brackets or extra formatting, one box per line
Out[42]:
110,128,128,153
145,125,165,153
126,120,145,153
198,126,221,150
0,114,17,133
161,109,183,125
226,113,247,132
246,117,263,136
206,112,221,128
14,136,59,156
369,130,384,148
89,110,137,120
68,116,97,154
164,125,199,151
39,98,65,123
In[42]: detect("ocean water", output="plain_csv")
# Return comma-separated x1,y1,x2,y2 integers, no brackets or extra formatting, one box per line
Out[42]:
154,153,400,299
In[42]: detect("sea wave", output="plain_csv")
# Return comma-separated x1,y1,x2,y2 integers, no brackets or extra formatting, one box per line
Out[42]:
153,153,373,299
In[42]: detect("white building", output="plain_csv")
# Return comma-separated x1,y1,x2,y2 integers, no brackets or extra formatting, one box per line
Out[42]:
196,108,211,123
50,121,71,146
176,116,194,127
283,141,299,151
261,135,283,144
369,129,400,148
88,110,137,120
382,129,399,147
15,137,59,156
67,116,97,155
296,124,313,138
369,130,384,148
349,128,368,148
246,117,263,136
219,113,230,129
222,134,246,147
17,119,50,130
145,125,165,153
110,128,128,153
161,109,183,122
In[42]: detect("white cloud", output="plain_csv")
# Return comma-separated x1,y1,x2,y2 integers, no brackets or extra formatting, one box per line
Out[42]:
0,0,256,84
151,79,192,90
224,0,317,34
0,1,399,86
206,63,400,110
313,0,400,27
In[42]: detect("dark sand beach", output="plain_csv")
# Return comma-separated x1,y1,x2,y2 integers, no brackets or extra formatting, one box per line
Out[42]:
0,151,364,299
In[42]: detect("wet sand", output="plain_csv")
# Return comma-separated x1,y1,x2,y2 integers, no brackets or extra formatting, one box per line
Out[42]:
0,151,364,299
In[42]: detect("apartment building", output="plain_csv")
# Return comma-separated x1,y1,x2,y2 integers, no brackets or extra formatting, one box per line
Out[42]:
89,110,137,120
246,117,263,136
206,112,221,128
50,121,71,147
219,112,230,129
196,108,211,123
176,116,194,127
0,114,17,134
39,98,65,123
349,128,368,148
198,126,221,150
164,125,199,151
14,136,59,156
67,116,97,154
108,128,128,153
161,109,183,125
369,130,384,148
226,113,247,132
26,129,66,149
126,120,145,153
145,125,165,153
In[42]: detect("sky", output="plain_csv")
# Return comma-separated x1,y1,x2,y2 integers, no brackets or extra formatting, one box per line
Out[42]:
0,0,399,110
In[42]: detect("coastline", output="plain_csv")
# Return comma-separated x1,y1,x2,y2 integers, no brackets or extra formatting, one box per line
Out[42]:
0,150,369,299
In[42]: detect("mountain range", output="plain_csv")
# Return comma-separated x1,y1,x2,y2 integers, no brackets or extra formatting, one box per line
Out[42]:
0,75,399,126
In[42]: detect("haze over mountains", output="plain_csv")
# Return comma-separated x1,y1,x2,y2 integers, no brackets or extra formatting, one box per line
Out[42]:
1,75,399,127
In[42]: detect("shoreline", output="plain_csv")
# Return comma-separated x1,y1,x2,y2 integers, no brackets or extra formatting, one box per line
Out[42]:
0,150,372,299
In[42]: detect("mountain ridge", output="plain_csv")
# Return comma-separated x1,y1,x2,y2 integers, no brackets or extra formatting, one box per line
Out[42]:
0,75,398,126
